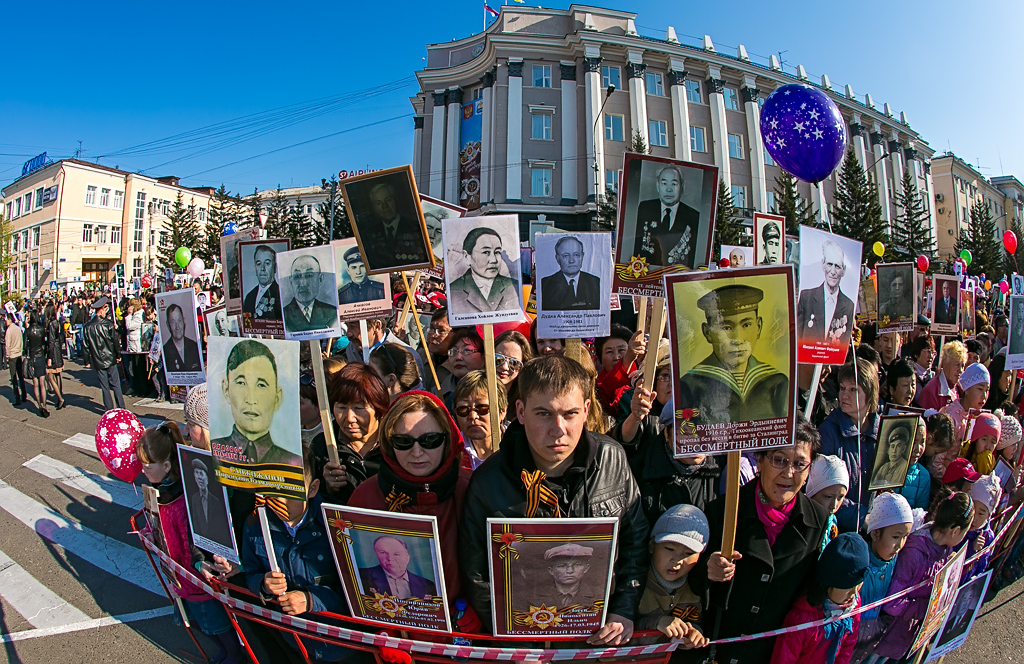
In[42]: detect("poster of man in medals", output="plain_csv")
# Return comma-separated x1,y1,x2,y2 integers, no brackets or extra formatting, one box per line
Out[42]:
487,518,618,638
276,244,343,341
666,265,797,457
237,238,290,337
612,153,717,298
333,237,393,321
220,227,263,316
795,226,862,364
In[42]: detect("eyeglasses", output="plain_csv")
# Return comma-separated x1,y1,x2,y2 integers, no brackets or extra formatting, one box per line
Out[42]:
456,404,490,418
766,453,811,473
388,431,448,451
427,326,451,336
448,346,481,358
495,354,523,372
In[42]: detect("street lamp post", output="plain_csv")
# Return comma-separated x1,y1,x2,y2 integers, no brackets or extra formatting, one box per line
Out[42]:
322,177,338,241
592,84,616,225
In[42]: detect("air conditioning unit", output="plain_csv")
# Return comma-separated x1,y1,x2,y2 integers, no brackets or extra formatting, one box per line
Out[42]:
935,193,945,202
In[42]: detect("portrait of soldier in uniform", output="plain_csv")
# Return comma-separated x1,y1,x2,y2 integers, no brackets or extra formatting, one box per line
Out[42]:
759,222,783,265
869,418,915,490
338,247,386,305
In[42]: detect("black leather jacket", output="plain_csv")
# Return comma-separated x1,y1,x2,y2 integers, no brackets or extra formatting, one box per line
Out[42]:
459,421,649,628
82,315,120,369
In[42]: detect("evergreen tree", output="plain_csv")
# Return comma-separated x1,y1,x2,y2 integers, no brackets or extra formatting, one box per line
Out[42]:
1008,216,1024,275
891,169,934,263
0,213,14,300
832,148,887,265
264,187,289,239
772,170,815,234
594,186,617,233
630,130,651,155
200,184,234,266
314,176,351,243
285,198,311,248
713,179,745,260
247,188,263,231
955,199,1001,278
158,192,201,270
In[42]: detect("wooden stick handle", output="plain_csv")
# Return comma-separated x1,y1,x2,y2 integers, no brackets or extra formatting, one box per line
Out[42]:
483,324,502,453
401,271,441,393
641,297,666,389
309,340,340,465
397,271,422,329
636,296,649,334
720,451,742,558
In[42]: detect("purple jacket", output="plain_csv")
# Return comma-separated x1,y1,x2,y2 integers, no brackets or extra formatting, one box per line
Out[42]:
874,529,953,660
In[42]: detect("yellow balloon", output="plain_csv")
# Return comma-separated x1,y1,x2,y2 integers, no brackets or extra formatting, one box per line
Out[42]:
985,280,992,290
872,241,885,257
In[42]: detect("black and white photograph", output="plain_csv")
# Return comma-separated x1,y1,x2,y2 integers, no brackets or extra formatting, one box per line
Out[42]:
340,165,434,275
857,278,877,324
926,571,993,661
155,288,205,386
720,244,753,268
420,194,466,265
931,275,961,335
612,153,718,297
1007,295,1024,370
535,233,612,339
796,226,861,365
442,213,523,326
869,414,920,491
203,304,239,338
220,227,262,316
276,244,343,340
754,212,787,266
238,238,290,338
207,337,305,499
1013,273,1024,297
333,238,393,321
176,444,239,564
875,262,917,332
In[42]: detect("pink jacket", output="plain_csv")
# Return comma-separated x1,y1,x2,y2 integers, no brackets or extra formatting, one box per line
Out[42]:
770,596,859,664
918,373,957,412
159,494,210,603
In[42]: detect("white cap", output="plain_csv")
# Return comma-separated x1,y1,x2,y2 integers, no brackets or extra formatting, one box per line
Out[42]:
970,473,1002,514
805,455,850,498
865,492,914,533
998,414,1022,451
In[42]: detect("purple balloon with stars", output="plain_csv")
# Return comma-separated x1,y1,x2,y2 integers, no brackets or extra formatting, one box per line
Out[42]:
760,83,847,184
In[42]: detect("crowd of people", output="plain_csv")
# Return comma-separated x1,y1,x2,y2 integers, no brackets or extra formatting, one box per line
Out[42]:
18,274,1024,664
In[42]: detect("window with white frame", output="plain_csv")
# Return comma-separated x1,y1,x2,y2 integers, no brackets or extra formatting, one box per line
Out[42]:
114,190,124,209
20,265,26,290
766,191,776,212
728,133,745,159
21,230,28,249
723,88,740,110
82,224,94,243
24,193,32,211
764,146,775,167
685,80,701,103
133,258,142,277
161,200,169,216
731,185,747,208
531,168,553,197
199,208,207,222
133,192,146,253
601,66,621,90
112,226,121,245
645,72,664,96
34,187,43,209
15,198,22,217
604,114,624,142
100,188,110,207
5,202,11,219
531,113,553,140
648,120,668,147
605,169,621,193
150,230,156,247
160,231,170,247
690,126,707,153
12,233,19,252
96,226,107,244
31,262,37,288
85,185,97,206
32,227,39,247
532,65,551,88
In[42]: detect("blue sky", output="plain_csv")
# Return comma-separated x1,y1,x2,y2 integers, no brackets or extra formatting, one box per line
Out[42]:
1,0,1020,195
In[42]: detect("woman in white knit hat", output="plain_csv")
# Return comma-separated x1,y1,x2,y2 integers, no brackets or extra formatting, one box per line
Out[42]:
184,383,210,450
805,454,849,551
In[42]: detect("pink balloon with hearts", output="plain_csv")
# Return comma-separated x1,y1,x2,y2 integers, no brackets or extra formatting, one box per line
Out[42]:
95,409,145,482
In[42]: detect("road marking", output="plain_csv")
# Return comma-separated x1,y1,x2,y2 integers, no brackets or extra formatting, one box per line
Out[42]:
23,455,143,510
0,606,174,643
0,547,90,629
0,480,163,595
62,433,96,452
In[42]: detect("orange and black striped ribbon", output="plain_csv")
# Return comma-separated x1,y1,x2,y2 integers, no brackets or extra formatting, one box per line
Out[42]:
384,489,412,512
521,470,561,518
255,494,290,522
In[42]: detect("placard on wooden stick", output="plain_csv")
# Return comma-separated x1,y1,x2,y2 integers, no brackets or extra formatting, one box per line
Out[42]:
641,297,666,389
401,271,441,393
397,270,422,329
483,323,502,453
308,340,340,465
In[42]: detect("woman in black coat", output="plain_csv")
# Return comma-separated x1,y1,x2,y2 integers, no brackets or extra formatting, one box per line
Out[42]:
23,311,50,417
44,304,66,409
687,420,828,664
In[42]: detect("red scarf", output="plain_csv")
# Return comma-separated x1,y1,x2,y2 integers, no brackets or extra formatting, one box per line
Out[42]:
754,481,796,546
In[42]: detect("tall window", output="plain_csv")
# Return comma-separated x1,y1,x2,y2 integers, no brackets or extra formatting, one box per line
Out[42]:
723,88,740,110
85,185,97,205
684,80,701,103
133,258,142,278
648,120,668,147
112,226,121,245
113,190,124,209
20,265,26,290
34,187,43,209
82,224,94,243
531,113,552,140
645,72,664,96
766,191,776,212
731,185,747,209
532,65,551,88
32,227,39,247
31,263,37,288
601,66,620,90
605,169,621,193
96,226,107,244
24,193,32,211
604,114,624,141
690,126,707,153
531,168,552,197
15,198,21,217
764,146,775,167
99,188,110,207
5,202,11,219
133,192,146,253
728,133,745,159
12,233,19,251
21,230,28,249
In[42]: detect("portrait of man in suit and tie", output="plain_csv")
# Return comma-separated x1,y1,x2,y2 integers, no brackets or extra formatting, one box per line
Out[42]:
162,302,203,373
243,245,283,320
796,234,859,356
280,250,341,336
443,215,523,325
1009,296,1024,357
631,165,701,267
932,277,960,330
185,456,232,547
358,535,437,600
540,236,601,310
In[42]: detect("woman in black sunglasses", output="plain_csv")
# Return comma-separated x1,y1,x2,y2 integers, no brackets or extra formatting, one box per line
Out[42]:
348,390,482,632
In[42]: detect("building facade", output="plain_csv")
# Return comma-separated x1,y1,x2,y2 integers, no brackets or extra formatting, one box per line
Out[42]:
930,155,1019,261
410,4,937,246
1,159,212,296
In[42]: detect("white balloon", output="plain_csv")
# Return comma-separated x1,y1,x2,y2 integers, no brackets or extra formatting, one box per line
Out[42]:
186,257,206,278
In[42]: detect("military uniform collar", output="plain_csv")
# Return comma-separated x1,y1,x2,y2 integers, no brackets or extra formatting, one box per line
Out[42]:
689,354,779,400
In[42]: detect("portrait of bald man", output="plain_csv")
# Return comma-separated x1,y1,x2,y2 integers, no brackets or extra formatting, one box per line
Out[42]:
796,239,856,344
282,253,339,332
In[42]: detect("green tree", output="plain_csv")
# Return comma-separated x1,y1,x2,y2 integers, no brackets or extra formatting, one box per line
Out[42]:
713,179,745,260
772,170,815,235
1007,216,1024,275
955,199,1001,278
314,176,351,243
630,130,651,155
263,187,289,239
158,192,201,271
241,190,259,231
285,198,311,248
891,169,934,264
594,186,617,233
0,213,15,300
832,148,887,265
199,184,234,266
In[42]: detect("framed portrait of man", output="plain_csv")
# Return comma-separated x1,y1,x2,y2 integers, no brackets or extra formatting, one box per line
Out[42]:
420,194,466,278
613,153,718,298
869,415,919,491
442,214,523,326
155,288,206,386
666,265,798,457
207,337,304,499
926,571,992,661
1013,274,1024,297
332,238,393,322
195,291,211,311
177,444,239,564
875,262,916,333
487,518,618,638
340,165,435,275
237,238,290,338
931,275,961,335
276,245,342,341
720,244,753,268
962,289,977,339
1008,295,1024,370
911,547,967,654
535,232,612,339
322,505,451,633
796,226,862,365
203,304,239,338
753,213,787,266
857,278,877,324
220,227,263,316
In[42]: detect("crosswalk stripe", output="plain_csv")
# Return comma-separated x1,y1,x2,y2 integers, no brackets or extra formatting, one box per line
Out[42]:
23,455,143,510
0,607,174,643
0,547,91,629
0,480,163,595
62,433,96,452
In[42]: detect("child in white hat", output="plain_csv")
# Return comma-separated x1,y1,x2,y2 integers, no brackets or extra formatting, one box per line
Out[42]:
964,473,1002,579
806,455,849,551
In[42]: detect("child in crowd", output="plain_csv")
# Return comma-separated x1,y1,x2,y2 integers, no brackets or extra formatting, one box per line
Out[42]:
942,458,982,493
997,413,1023,507
873,491,974,662
965,412,1000,475
964,473,1002,579
770,533,869,664
636,505,709,649
594,324,645,415
898,417,930,510
805,455,849,550
923,412,956,485
184,383,210,450
137,423,242,664
937,363,990,472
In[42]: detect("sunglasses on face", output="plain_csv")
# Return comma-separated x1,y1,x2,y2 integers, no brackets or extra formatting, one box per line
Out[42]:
495,354,523,372
456,404,490,418
388,431,448,451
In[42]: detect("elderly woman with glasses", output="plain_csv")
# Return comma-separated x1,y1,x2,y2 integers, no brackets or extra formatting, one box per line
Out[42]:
433,327,486,406
689,420,828,664
452,370,508,470
348,390,481,631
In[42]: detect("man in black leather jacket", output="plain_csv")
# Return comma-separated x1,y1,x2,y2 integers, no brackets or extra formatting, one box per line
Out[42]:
82,297,125,410
459,355,649,645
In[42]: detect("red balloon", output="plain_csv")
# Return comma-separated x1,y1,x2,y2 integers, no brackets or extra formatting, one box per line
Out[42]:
916,255,929,273
1005,231,1018,255
95,409,145,482
719,258,731,268
140,274,153,289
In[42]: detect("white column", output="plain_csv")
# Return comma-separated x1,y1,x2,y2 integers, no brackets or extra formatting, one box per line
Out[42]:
742,76,766,212
428,90,446,198
480,69,495,206
626,49,648,146
812,182,827,226
889,136,905,198
668,59,691,161
871,128,891,222
506,59,524,202
925,161,938,243
706,66,731,187
412,116,424,190
583,49,604,203
445,86,463,204
559,62,578,204
851,127,868,171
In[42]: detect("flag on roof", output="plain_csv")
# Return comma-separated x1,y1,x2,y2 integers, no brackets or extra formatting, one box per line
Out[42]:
484,4,499,17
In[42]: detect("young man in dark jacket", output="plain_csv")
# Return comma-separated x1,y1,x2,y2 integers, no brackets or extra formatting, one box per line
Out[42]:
460,355,649,645
82,297,124,410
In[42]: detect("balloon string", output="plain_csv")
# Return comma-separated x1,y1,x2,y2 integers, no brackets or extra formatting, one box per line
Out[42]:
816,182,834,234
